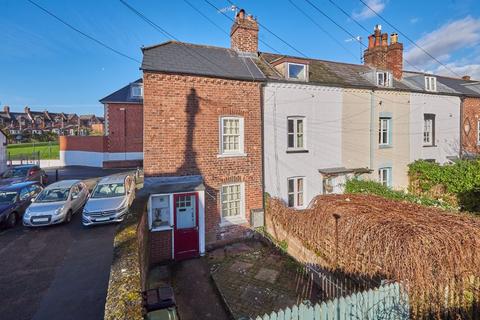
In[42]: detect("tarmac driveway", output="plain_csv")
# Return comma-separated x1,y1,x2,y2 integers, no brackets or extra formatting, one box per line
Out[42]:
0,166,130,320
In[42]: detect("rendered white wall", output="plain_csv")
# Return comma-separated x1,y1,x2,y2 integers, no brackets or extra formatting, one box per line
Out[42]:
263,83,343,208
60,151,144,167
409,93,460,164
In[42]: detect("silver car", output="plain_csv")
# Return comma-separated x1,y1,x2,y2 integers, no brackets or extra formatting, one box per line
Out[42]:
82,174,136,226
23,180,88,227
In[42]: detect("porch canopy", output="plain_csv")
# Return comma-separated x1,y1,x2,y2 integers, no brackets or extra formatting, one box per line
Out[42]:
143,175,205,194
318,167,372,177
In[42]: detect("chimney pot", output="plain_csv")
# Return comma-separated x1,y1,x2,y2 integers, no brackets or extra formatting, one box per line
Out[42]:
24,106,30,114
390,33,398,44
3,106,10,114
381,33,388,47
462,75,471,81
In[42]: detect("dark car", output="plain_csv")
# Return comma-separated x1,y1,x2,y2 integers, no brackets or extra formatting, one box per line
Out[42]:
0,165,48,186
0,181,43,228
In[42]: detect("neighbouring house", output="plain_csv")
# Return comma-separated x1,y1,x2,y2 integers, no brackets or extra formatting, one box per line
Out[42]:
59,80,144,168
0,105,103,138
142,10,264,262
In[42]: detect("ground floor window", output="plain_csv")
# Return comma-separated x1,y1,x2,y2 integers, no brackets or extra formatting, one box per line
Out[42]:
287,177,304,208
148,194,172,231
221,183,244,221
378,167,392,187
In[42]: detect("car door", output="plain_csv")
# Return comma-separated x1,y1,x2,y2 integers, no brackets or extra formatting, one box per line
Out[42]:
77,183,88,205
18,187,31,215
69,185,81,213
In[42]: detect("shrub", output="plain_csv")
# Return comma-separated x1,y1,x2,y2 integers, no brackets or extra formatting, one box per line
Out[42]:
345,179,456,211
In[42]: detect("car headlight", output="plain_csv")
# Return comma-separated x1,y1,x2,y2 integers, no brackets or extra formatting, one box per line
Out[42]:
24,210,31,218
55,206,64,215
83,208,90,215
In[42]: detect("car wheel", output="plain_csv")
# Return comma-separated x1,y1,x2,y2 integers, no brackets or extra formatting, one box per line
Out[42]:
6,212,17,228
65,210,72,224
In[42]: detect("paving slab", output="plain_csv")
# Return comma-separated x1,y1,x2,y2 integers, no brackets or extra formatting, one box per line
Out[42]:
254,268,279,284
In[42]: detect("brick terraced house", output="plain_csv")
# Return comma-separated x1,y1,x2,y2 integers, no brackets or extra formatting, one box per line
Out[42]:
143,10,265,262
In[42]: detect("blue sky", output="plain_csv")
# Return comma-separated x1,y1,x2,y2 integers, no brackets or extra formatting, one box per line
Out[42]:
1,0,480,116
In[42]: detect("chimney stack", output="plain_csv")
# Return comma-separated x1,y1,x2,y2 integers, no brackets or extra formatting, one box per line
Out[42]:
3,106,10,114
230,9,259,53
462,75,471,81
24,106,30,114
364,26,403,80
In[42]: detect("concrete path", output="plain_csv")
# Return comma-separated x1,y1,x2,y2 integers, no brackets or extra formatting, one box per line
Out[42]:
172,258,230,320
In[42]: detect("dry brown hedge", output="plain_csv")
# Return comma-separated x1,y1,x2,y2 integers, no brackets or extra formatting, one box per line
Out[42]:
267,194,480,316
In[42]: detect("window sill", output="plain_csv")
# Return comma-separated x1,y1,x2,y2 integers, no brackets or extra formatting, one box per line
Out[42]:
217,153,247,158
286,149,309,154
150,225,173,232
379,145,392,149
219,216,248,227
423,145,437,148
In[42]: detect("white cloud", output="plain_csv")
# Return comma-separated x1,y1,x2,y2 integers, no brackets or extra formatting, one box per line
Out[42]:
434,63,480,80
410,17,419,24
352,0,386,21
404,16,480,67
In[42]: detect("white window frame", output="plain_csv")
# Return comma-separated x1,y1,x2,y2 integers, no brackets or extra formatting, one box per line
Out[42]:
425,76,437,92
378,117,391,146
287,176,305,208
131,84,143,98
219,116,245,157
378,167,392,188
287,117,306,150
376,72,392,87
423,114,435,146
219,182,246,225
287,63,308,81
478,120,480,145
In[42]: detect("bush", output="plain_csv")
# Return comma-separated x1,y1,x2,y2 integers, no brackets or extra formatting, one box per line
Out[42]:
408,160,480,212
345,179,456,211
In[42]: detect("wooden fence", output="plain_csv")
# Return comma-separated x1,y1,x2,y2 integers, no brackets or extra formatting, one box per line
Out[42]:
252,283,409,320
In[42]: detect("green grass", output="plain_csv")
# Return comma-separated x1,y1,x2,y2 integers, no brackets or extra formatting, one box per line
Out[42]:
7,142,59,160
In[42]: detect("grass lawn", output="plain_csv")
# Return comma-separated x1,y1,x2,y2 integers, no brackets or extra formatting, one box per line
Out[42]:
7,142,60,160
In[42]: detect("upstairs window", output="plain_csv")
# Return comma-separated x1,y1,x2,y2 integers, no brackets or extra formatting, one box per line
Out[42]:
287,117,305,150
376,72,392,87
220,116,244,155
287,63,307,81
131,84,143,98
423,114,435,146
378,117,391,146
425,76,437,92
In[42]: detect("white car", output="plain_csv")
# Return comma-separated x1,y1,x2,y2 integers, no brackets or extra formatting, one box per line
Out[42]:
23,180,88,227
82,174,136,226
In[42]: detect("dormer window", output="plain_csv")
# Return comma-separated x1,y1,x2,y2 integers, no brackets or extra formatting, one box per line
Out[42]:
131,84,143,98
376,72,392,87
287,63,307,81
425,76,437,92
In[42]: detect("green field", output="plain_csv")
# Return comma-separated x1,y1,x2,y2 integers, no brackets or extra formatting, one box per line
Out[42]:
7,142,60,160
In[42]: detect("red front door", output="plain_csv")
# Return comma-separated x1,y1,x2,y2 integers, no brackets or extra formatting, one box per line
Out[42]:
173,193,199,260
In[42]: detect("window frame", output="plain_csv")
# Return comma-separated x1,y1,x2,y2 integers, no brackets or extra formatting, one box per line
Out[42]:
131,84,143,98
477,120,480,146
219,182,246,225
425,76,437,92
148,194,173,232
378,167,392,188
376,72,392,87
287,176,305,208
287,116,306,151
378,117,392,146
219,116,245,156
287,63,308,81
423,114,436,147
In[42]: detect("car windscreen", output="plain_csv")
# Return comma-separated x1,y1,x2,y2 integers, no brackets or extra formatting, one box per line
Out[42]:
1,167,29,178
0,191,18,204
35,188,69,203
92,183,125,198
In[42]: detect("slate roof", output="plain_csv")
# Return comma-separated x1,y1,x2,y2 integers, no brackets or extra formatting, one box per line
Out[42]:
99,79,143,104
141,41,265,81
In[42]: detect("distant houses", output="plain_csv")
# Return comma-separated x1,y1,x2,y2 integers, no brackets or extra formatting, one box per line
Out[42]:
0,106,104,140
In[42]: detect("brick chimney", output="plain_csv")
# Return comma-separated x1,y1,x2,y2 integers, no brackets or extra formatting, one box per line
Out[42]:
364,25,404,79
3,106,10,115
462,75,471,81
230,9,258,53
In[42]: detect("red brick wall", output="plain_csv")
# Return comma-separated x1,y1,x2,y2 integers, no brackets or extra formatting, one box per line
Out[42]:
462,97,480,155
143,72,263,245
106,103,143,153
149,230,172,264
59,135,105,152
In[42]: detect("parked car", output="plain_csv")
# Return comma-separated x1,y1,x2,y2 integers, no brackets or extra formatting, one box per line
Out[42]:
0,164,48,186
0,181,43,228
23,179,88,227
82,173,136,226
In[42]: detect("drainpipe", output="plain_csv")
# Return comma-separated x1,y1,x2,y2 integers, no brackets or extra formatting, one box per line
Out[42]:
260,82,266,222
459,96,464,159
370,90,376,171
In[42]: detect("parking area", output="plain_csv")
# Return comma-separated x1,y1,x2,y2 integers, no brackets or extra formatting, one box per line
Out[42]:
0,166,132,320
